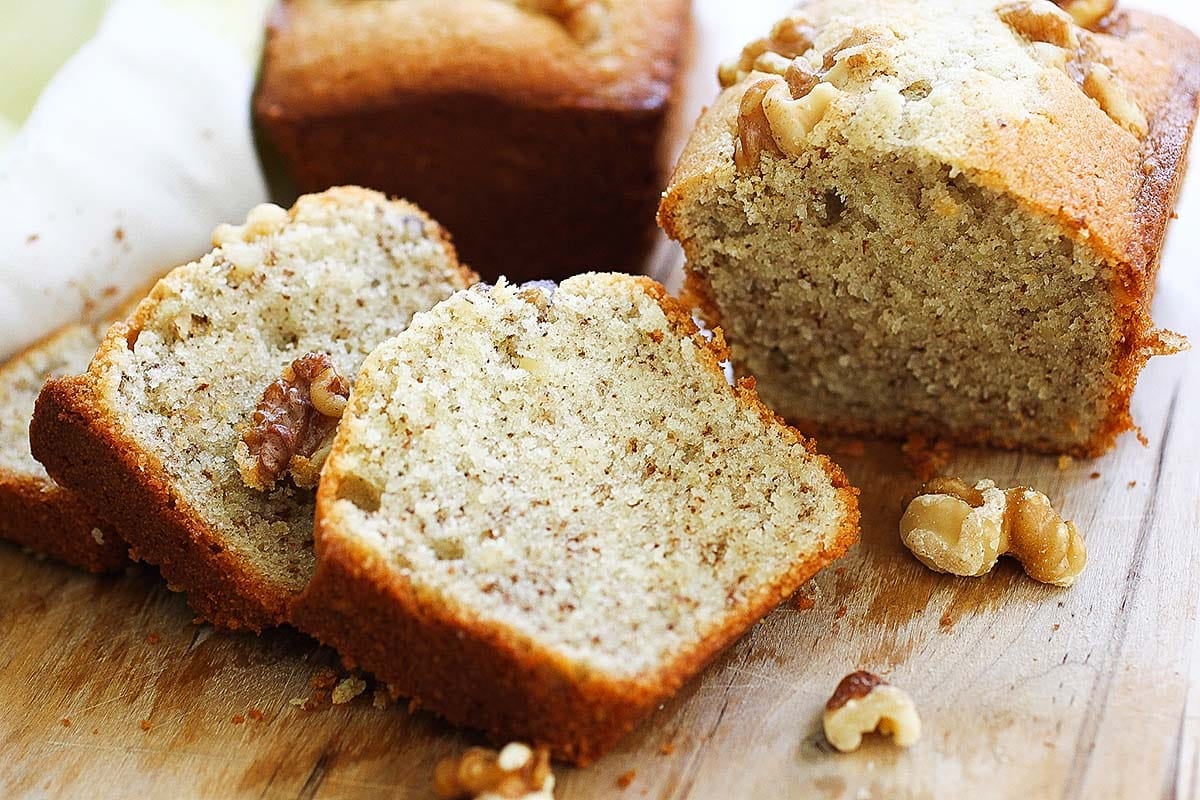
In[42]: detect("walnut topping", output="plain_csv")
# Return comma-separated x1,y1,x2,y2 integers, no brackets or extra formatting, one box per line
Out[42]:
998,0,1080,50
1082,61,1148,136
1053,0,1115,29
433,743,555,799
212,203,289,247
719,14,816,87
734,80,784,172
823,671,921,752
237,352,350,491
999,0,1145,138
512,0,610,45
901,478,1087,586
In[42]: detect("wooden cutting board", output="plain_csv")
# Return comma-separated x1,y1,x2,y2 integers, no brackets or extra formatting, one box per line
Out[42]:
3,2,1199,797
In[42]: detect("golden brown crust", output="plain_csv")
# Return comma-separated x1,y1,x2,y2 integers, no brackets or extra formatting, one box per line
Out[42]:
0,473,126,573
292,275,860,765
254,0,692,281
0,323,128,573
660,5,1200,457
30,374,289,629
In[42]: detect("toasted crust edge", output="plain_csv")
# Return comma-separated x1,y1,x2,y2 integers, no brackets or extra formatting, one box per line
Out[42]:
0,473,127,574
30,373,290,629
292,275,860,765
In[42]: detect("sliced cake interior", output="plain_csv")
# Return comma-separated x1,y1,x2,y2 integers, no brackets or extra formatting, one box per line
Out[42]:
296,273,859,762
31,187,476,628
0,323,126,572
659,0,1199,454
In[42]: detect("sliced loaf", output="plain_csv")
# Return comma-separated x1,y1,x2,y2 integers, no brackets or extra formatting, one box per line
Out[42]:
659,0,1200,455
31,187,476,630
292,274,860,764
0,324,126,572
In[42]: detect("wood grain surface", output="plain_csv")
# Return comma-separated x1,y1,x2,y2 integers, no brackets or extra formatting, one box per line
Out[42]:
3,1,1200,798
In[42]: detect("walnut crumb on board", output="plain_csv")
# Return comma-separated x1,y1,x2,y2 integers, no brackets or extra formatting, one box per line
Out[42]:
616,770,637,789
332,676,367,704
139,719,151,732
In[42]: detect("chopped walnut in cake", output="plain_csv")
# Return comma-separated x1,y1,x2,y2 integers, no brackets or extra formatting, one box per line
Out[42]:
237,352,350,491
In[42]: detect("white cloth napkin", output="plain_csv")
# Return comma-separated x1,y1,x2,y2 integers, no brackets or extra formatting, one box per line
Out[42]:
0,0,268,360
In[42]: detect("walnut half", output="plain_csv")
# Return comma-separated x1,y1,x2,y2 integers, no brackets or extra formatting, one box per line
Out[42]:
433,742,555,799
237,352,350,491
823,671,921,753
900,477,1087,587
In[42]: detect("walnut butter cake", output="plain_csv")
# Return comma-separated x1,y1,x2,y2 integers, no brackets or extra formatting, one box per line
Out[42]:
660,0,1200,456
292,274,859,763
0,323,127,572
31,188,476,629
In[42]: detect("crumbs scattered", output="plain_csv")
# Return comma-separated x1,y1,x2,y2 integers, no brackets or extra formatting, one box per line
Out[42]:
290,691,330,712
231,714,245,725
248,708,265,722
60,718,71,728
659,742,676,756
113,227,125,242
1057,455,1073,471
26,233,39,244
145,632,161,645
834,605,847,620
616,770,637,790
332,677,367,705
1128,480,1137,488
1052,624,1060,632
372,687,394,710
939,611,955,631
1089,472,1101,480
310,668,338,691
901,435,952,481
139,719,151,732
91,728,98,735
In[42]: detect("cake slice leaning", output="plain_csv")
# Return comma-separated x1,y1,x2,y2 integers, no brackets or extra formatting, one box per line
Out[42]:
30,187,476,630
0,323,127,572
292,274,860,764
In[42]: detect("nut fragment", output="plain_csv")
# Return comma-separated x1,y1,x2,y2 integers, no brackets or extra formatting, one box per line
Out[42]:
823,671,921,752
1081,61,1148,136
998,0,1080,50
1053,0,1115,29
513,0,610,45
719,13,816,87
734,80,784,172
900,478,1087,587
212,203,289,247
433,743,555,799
237,352,351,491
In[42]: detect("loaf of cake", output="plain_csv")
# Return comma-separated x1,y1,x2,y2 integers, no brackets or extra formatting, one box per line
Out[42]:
291,274,860,764
0,324,127,573
254,0,691,282
659,0,1200,456
31,188,476,630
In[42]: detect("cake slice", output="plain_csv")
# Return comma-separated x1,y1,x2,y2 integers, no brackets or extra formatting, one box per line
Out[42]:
659,0,1200,455
291,274,860,764
0,323,126,572
30,188,476,630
